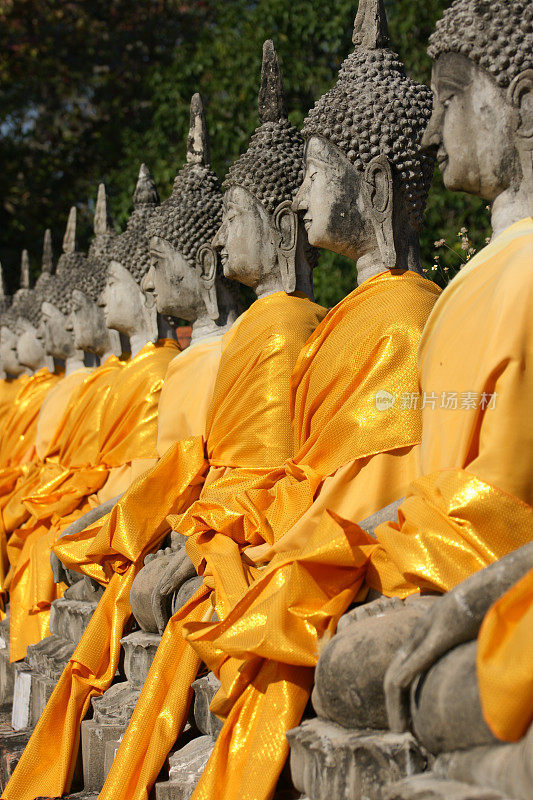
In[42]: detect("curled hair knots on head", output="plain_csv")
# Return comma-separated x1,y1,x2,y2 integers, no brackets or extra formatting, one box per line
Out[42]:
428,0,533,89
10,288,42,330
303,47,434,231
40,271,73,317
148,163,224,266
109,164,160,286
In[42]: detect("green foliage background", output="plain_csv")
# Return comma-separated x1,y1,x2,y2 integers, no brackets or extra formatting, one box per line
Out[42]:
0,0,490,304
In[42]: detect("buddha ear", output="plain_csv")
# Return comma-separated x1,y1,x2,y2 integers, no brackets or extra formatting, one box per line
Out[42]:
508,69,533,146
363,154,397,268
196,243,220,320
272,200,298,294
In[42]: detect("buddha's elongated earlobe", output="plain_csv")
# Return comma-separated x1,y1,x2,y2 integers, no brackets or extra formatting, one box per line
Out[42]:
272,201,298,294
196,243,220,321
363,154,396,268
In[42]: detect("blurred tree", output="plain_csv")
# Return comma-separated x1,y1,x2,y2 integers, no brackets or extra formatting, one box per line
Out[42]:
0,0,490,302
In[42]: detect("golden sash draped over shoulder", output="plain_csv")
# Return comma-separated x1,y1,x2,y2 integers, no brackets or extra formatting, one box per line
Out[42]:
0,376,25,430
2,336,227,800
370,219,533,596
96,276,440,800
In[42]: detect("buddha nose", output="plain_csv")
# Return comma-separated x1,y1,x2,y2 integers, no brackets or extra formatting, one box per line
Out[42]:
212,223,226,251
421,107,442,152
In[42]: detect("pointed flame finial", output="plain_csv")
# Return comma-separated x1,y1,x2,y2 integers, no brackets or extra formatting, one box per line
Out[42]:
352,0,389,49
258,39,287,124
186,93,210,167
133,163,160,206
21,250,30,289
62,206,77,254
42,229,53,274
94,183,112,236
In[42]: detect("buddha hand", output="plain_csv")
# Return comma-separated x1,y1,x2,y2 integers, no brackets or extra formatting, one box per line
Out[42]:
151,546,197,634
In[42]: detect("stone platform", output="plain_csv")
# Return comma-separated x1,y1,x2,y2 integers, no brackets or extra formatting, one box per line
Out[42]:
287,718,430,800
11,595,98,731
81,629,162,792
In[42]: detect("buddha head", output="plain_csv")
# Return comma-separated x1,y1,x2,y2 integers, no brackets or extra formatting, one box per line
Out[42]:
99,164,162,346
145,93,237,330
38,208,82,362
69,184,121,357
213,40,318,299
424,0,532,224
295,0,434,282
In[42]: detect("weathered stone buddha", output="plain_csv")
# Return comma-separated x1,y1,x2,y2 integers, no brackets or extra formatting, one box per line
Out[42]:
97,41,327,800
289,2,533,799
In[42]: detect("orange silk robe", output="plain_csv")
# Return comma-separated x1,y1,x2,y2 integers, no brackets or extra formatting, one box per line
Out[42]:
0,368,59,606
0,376,25,431
8,341,179,662
99,274,439,800
5,292,325,800
370,218,533,596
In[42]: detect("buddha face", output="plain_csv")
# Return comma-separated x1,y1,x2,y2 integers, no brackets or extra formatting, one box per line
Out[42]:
16,319,46,370
423,54,523,201
70,289,110,355
293,136,373,262
99,260,148,336
0,326,24,375
213,186,280,289
41,301,76,359
145,236,202,321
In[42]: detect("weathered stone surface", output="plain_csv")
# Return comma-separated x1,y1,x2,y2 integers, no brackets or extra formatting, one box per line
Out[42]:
81,719,127,793
312,603,431,730
81,630,161,791
0,617,15,709
411,641,496,754
383,774,513,800
0,724,31,792
192,673,222,738
155,735,215,800
288,718,429,800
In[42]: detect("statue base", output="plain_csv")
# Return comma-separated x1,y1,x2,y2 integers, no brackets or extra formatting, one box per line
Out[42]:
287,718,430,800
10,595,98,731
81,629,161,792
154,672,222,800
384,774,512,800
0,616,15,711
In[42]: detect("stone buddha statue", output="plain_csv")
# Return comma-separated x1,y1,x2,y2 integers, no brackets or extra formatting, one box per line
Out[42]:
100,163,176,356
39,207,88,376
68,183,121,363
145,38,323,628
289,3,533,800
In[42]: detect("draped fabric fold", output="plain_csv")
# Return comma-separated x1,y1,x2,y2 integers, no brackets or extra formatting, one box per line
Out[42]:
0,368,59,611
8,341,179,662
2,436,208,800
99,277,440,800
477,566,533,742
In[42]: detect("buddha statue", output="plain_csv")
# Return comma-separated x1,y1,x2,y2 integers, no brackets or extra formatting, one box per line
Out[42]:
0,264,24,429
100,164,176,356
299,2,533,797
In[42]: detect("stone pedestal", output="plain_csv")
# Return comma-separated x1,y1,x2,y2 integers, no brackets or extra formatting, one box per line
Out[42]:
383,774,513,800
81,630,161,792
287,718,430,800
0,615,15,711
10,596,97,731
154,672,222,800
